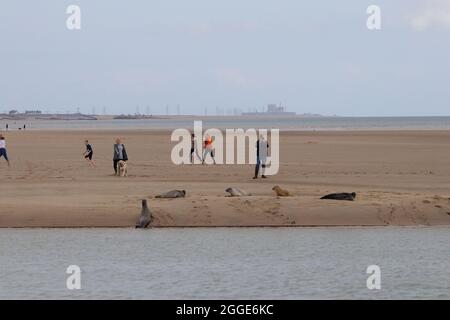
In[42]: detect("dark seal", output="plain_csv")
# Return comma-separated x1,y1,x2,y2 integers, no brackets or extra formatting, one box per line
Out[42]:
320,192,356,201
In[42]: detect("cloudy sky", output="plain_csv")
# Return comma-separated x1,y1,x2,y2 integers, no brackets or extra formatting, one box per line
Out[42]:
0,0,449,116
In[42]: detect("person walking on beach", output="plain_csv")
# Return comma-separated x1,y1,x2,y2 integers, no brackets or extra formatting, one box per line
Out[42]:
190,133,202,163
0,134,10,167
202,134,216,165
83,140,96,167
6,124,8,131
113,138,128,175
253,135,269,179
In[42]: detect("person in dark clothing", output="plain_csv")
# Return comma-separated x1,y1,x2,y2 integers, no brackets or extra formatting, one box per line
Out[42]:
253,135,269,179
190,133,202,163
83,140,96,166
113,138,128,175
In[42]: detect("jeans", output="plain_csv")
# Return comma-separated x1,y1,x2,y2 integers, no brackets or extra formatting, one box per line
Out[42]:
254,157,266,177
0,148,8,161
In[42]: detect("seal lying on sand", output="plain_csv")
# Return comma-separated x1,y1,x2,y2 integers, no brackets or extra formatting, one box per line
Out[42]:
272,185,291,197
225,187,251,197
320,192,356,201
155,190,186,198
136,199,152,228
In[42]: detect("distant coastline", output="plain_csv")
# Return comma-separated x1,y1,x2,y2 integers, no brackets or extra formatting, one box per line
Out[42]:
3,115,450,131
0,112,97,121
0,112,329,121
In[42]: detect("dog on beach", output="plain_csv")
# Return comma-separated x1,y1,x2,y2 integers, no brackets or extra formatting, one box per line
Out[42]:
272,185,291,197
117,160,128,177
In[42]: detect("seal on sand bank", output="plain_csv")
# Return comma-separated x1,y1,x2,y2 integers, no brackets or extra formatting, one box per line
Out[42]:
225,187,251,197
272,185,291,197
136,199,152,228
155,190,186,199
320,192,356,201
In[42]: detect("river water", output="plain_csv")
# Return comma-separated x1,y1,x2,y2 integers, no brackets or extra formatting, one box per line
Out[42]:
3,116,450,131
0,227,449,299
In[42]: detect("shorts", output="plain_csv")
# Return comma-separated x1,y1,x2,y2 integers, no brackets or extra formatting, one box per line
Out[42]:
85,153,93,160
0,148,8,161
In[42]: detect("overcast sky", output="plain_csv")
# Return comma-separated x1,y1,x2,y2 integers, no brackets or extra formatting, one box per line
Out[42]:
1,0,449,116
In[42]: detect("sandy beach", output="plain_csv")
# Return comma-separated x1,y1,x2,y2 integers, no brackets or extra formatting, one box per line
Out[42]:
1,129,450,227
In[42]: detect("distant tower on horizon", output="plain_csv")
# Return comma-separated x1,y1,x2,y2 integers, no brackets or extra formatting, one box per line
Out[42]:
241,103,295,116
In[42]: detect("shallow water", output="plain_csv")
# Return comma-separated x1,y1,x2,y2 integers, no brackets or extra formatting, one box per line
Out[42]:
0,227,449,299
3,116,450,131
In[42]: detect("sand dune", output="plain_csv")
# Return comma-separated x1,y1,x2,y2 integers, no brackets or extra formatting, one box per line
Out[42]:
1,130,450,227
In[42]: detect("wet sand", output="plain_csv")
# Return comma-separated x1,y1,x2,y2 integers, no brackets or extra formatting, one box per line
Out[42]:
1,130,450,227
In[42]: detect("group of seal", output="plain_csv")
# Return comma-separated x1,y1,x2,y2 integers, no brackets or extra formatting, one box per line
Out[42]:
152,188,356,200
151,187,356,201
225,185,291,197
136,188,357,229
225,186,292,197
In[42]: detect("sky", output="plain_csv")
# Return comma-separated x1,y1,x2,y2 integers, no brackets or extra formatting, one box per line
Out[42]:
0,0,449,116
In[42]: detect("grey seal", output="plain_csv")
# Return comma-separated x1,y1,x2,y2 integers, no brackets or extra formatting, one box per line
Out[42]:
136,199,152,228
320,192,356,201
155,190,186,199
225,187,251,197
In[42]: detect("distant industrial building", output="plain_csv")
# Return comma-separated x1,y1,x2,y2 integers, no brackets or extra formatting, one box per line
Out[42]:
242,104,296,116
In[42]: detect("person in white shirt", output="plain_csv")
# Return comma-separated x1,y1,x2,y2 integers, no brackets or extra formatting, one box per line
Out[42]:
0,134,10,166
